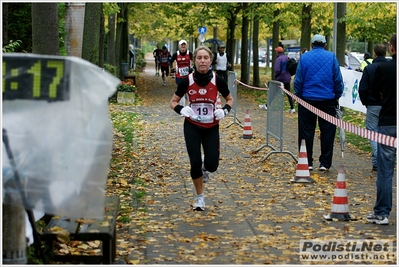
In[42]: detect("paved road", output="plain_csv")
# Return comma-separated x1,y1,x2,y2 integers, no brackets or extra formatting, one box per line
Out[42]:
114,53,396,265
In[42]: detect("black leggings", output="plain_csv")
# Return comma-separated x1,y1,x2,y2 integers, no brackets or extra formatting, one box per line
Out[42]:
183,120,220,179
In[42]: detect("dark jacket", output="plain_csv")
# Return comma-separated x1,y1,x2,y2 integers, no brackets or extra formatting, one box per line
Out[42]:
370,54,396,126
358,56,388,107
274,53,291,83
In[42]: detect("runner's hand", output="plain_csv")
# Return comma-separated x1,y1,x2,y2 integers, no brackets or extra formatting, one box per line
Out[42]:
180,106,195,117
171,68,176,73
214,109,225,120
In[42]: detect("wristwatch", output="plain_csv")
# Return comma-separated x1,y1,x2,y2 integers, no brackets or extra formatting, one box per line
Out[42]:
223,108,229,116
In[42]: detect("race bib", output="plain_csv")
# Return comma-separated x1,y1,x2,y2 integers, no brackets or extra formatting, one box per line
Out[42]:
178,66,189,76
190,103,214,124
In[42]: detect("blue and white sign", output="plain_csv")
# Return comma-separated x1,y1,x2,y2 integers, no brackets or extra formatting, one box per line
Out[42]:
198,34,205,43
198,26,207,35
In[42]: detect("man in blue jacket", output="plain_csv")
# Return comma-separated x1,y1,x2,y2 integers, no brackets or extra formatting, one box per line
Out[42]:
294,34,344,171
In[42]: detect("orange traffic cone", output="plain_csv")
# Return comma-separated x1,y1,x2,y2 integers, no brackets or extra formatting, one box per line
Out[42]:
323,165,351,221
291,139,314,183
242,110,253,139
216,94,222,109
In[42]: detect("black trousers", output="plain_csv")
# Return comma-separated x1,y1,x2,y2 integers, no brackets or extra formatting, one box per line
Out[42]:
183,120,220,179
216,70,228,82
284,82,294,109
298,99,337,169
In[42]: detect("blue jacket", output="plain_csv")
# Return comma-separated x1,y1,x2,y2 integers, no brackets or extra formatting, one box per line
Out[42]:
294,46,343,101
274,53,291,83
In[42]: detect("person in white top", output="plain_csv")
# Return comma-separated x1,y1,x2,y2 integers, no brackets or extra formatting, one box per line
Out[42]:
213,43,231,81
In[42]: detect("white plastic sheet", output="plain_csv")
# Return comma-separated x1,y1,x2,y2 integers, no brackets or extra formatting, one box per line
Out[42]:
2,53,119,219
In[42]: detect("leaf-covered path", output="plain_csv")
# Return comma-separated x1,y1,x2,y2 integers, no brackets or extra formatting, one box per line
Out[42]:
112,54,396,265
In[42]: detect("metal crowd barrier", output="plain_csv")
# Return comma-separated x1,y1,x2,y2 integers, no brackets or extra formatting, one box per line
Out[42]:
254,80,297,162
226,71,242,128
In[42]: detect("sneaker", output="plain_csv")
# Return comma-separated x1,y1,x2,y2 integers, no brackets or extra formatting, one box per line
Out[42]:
319,165,329,171
163,81,166,86
288,109,296,113
308,166,313,171
202,160,211,183
193,195,205,211
372,165,378,171
366,214,389,225
258,104,267,110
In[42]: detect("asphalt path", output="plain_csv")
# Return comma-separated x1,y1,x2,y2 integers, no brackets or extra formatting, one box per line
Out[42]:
114,53,397,265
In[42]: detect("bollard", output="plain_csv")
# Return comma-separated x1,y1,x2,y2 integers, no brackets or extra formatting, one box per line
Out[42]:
2,192,27,264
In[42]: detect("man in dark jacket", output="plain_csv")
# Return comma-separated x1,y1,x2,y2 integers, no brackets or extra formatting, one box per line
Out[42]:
294,34,343,171
366,34,396,225
358,44,387,171
274,46,295,113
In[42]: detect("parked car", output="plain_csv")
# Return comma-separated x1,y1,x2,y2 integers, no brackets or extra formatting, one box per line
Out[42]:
348,52,362,70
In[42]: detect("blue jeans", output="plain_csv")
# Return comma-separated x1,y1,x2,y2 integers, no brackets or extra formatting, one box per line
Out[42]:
366,105,381,167
374,125,397,217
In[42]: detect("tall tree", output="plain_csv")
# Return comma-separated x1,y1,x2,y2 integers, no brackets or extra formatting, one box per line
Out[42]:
115,3,129,79
336,3,346,67
252,13,260,87
31,3,59,55
224,4,243,70
107,13,116,65
103,3,119,66
240,3,249,84
98,9,105,68
81,3,102,65
300,3,312,51
271,8,280,80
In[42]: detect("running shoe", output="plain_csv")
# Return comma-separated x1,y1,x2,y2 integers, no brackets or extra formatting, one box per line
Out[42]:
258,104,267,110
319,165,329,171
308,166,313,171
366,214,389,225
193,195,205,211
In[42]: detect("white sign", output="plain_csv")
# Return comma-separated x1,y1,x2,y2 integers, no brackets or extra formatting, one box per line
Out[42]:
198,34,205,43
339,67,367,113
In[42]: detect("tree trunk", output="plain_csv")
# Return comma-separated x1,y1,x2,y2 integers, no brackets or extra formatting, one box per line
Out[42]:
107,13,116,66
240,3,249,84
81,3,102,65
300,4,312,52
31,3,59,55
367,40,374,55
98,9,105,68
226,9,237,70
212,26,218,53
116,3,129,79
271,9,280,80
336,3,346,66
252,14,260,87
3,3,9,45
